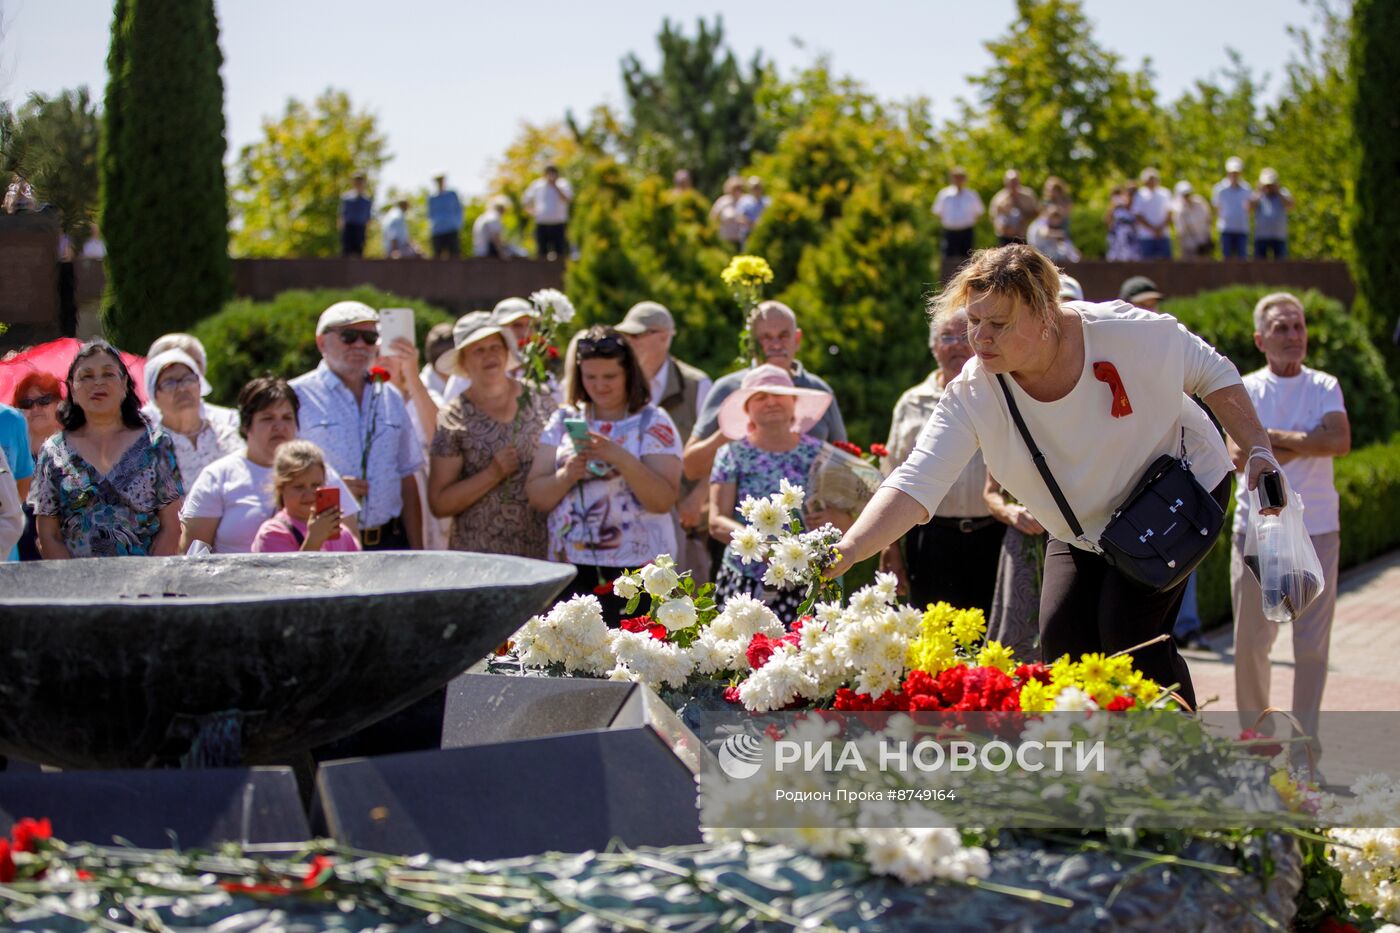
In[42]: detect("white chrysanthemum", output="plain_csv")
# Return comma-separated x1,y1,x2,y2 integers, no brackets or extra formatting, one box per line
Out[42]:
608,630,693,690
607,665,639,682
762,560,797,590
749,497,788,539
711,593,783,643
872,572,900,605
737,645,816,712
773,535,811,570
731,526,767,564
613,572,641,601
777,478,806,512
848,588,883,619
529,288,575,323
641,562,680,597
737,495,763,523
1053,686,1099,712
514,594,613,675
655,595,698,632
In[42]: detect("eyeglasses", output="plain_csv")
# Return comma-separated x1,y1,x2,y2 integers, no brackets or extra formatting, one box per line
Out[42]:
157,373,202,393
16,394,57,410
335,329,380,346
936,332,972,347
577,335,627,359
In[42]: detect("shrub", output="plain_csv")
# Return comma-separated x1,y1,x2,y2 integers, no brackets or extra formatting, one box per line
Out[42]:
1161,285,1398,447
191,288,454,403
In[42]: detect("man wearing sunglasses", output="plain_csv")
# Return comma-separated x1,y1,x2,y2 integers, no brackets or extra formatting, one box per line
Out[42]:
290,301,425,550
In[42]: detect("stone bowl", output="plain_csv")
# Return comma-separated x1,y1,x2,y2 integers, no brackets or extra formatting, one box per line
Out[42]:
0,552,575,769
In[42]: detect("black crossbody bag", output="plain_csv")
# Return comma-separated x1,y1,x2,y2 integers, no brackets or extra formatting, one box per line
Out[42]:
995,374,1223,593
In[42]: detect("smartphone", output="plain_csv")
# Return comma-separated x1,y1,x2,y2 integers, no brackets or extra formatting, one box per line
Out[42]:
563,417,609,477
1259,471,1286,510
315,486,340,514
378,307,415,350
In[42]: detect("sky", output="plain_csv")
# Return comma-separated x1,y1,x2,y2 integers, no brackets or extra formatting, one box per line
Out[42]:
1,0,1311,199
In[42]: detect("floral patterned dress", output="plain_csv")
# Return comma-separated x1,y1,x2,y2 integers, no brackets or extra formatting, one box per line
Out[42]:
430,388,556,558
29,428,183,557
710,435,824,621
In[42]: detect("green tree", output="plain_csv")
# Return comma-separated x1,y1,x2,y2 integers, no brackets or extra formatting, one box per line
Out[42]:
487,118,595,249
1259,1,1354,261
1351,0,1400,346
101,0,230,350
619,16,773,195
1159,51,1267,191
230,89,389,258
2,87,101,244
946,0,1159,197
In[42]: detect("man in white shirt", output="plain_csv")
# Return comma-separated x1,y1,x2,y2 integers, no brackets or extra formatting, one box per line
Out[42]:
617,301,713,580
1226,292,1350,775
1212,156,1252,259
1171,181,1213,258
1131,168,1173,259
382,200,417,258
291,301,426,550
932,167,984,259
523,164,572,259
472,196,511,258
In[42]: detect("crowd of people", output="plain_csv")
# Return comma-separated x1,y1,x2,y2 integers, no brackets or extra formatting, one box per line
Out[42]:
0,243,1348,776
933,158,1296,262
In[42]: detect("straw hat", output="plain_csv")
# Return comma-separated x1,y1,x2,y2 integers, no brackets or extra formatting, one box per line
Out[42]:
717,364,832,440
436,311,521,378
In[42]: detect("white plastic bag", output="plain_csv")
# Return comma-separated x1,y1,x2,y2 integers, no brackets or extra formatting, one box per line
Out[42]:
1243,473,1325,623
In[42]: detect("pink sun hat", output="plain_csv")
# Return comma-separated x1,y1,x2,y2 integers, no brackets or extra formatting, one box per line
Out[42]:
717,364,833,441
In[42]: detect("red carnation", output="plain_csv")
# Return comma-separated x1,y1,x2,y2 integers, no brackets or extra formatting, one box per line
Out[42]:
76,870,93,882
746,633,777,670
1318,919,1361,933
593,580,613,596
1105,695,1135,712
903,669,938,698
722,685,742,704
303,854,335,887
648,623,668,641
517,337,530,349
621,617,649,633
0,839,13,884
764,723,784,741
1014,663,1052,685
547,345,560,359
10,817,51,853
369,365,392,383
870,443,889,458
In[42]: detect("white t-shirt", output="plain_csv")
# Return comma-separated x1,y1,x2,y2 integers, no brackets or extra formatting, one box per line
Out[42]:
539,406,682,567
524,177,573,225
1132,186,1172,238
180,452,360,553
1233,366,1346,537
885,301,1240,550
472,208,503,256
932,186,985,230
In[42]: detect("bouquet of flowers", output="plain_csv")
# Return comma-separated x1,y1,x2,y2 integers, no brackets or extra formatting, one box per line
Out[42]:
720,254,774,365
522,288,574,390
805,442,884,518
729,478,844,616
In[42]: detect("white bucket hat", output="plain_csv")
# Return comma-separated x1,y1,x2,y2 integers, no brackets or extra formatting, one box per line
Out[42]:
717,364,832,441
437,311,521,378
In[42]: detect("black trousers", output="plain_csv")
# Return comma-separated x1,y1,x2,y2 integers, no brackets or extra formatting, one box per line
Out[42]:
360,515,409,551
904,519,1005,616
341,223,366,256
942,227,975,259
431,230,460,259
535,223,567,259
1037,476,1231,710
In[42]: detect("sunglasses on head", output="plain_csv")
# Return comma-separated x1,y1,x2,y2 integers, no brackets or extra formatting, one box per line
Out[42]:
577,335,626,358
16,394,58,410
335,329,380,346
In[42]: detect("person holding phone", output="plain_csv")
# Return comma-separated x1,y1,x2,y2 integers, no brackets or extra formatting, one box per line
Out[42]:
526,325,682,624
252,440,361,552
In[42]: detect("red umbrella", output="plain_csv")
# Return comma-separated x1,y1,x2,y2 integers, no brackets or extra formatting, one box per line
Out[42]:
0,338,148,407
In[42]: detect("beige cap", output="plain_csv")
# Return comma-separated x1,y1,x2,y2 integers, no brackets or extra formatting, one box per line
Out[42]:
615,301,675,335
316,301,379,335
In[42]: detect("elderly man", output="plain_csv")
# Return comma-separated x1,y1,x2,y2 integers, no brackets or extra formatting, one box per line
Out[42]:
618,301,714,580
989,169,1038,246
932,166,985,259
1213,156,1252,260
1132,168,1173,259
683,300,846,486
1227,292,1349,776
291,301,425,550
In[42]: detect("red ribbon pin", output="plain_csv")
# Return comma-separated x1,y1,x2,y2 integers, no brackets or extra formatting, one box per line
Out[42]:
1092,362,1133,418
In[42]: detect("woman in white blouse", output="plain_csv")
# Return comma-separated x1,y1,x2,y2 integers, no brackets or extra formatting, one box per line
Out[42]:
831,245,1280,707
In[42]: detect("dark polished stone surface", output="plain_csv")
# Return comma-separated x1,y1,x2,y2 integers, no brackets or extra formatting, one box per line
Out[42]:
0,552,574,769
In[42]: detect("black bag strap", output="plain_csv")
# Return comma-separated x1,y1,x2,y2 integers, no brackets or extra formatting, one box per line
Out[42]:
994,373,1085,540
280,520,306,547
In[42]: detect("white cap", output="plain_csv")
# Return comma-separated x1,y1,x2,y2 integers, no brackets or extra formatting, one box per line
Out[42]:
316,300,379,335
1225,156,1244,173
1259,167,1279,185
1058,274,1084,302
1174,180,1194,196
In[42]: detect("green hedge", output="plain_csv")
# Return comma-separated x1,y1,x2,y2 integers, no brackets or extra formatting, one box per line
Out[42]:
1161,285,1398,447
191,287,455,403
1195,431,1400,629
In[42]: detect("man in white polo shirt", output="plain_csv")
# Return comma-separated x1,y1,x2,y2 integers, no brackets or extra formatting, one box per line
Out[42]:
1213,156,1252,259
1227,292,1350,775
523,164,572,259
1131,167,1173,259
932,166,984,260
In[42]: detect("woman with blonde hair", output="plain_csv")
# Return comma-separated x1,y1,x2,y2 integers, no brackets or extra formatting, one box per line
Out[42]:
251,440,360,553
827,245,1281,707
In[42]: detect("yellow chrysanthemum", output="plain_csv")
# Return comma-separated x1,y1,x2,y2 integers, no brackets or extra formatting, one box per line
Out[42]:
1087,681,1119,709
1103,654,1134,683
907,629,957,676
1077,652,1110,685
950,608,987,648
975,640,1017,674
920,601,957,634
1126,671,1162,705
1049,656,1078,689
1018,679,1056,713
720,255,774,289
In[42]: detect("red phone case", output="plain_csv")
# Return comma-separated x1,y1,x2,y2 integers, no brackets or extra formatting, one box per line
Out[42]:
315,486,339,512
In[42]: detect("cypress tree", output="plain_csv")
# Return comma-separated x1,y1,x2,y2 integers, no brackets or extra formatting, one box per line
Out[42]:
100,0,230,351
1350,0,1400,346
